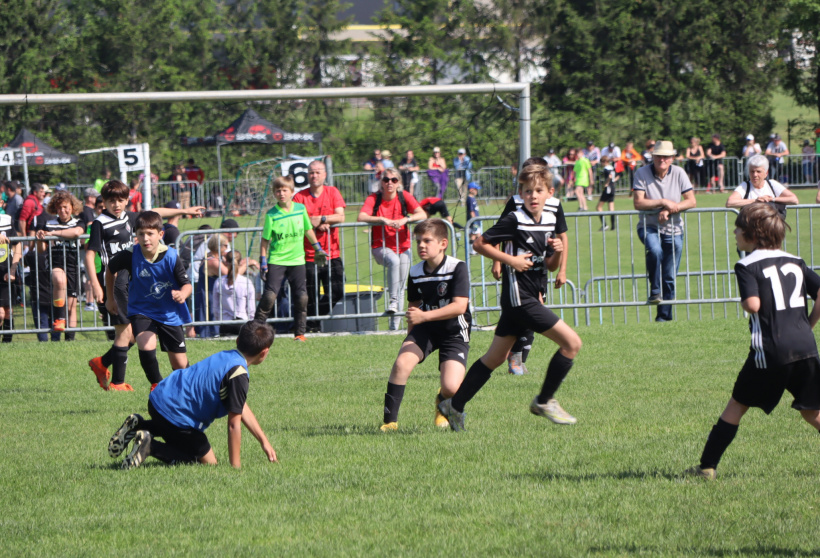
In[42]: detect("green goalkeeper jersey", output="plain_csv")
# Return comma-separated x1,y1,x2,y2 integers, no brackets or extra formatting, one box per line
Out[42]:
261,202,312,266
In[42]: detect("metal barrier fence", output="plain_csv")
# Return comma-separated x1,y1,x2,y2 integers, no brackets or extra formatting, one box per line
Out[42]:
3,205,819,338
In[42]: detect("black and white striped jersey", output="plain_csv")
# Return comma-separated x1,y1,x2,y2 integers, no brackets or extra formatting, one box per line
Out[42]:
44,215,88,269
0,214,16,278
735,249,820,368
407,255,471,340
483,207,558,308
500,195,567,261
87,210,138,268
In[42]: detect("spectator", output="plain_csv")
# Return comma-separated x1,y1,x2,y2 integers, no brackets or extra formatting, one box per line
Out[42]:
545,148,562,169
597,156,618,231
684,136,706,188
381,150,395,170
169,165,190,209
562,148,577,199
742,134,762,158
24,246,53,342
0,211,21,342
801,139,815,184
427,147,449,198
162,201,183,247
418,196,459,228
725,154,798,211
197,233,233,338
94,168,112,192
81,188,101,312
255,176,328,342
466,182,481,254
293,160,347,333
705,134,727,193
185,158,205,207
80,188,98,225
36,190,89,336
4,181,23,230
620,140,642,188
398,150,420,195
358,167,426,330
633,140,697,322
572,148,593,211
584,140,602,168
642,139,655,165
452,148,473,204
363,149,383,172
128,178,143,212
212,251,256,336
765,134,789,182
18,183,49,238
601,142,621,161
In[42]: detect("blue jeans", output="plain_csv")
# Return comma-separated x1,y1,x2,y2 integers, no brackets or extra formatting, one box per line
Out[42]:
30,302,57,342
638,228,683,321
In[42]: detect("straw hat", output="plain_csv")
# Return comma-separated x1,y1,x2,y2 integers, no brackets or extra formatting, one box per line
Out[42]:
652,141,677,157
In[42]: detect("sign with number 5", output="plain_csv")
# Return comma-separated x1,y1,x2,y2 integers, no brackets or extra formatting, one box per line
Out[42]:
117,144,147,172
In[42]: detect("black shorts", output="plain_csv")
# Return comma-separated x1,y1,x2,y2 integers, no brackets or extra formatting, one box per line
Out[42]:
599,186,615,203
131,314,187,354
147,400,211,461
49,261,79,299
98,271,130,326
495,298,560,338
0,280,12,308
732,355,820,414
404,325,470,368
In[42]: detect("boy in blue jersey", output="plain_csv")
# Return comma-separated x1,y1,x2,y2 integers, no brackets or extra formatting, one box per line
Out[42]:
108,321,278,469
105,211,192,391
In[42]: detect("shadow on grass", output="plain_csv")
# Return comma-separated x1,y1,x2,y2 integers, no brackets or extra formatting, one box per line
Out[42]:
278,424,427,437
520,470,682,482
89,461,165,471
588,544,820,556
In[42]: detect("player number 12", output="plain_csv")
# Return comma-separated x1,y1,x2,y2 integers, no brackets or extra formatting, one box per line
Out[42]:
762,263,805,311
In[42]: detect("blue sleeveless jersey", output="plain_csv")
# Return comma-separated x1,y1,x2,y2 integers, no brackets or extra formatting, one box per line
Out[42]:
128,246,192,325
150,350,249,431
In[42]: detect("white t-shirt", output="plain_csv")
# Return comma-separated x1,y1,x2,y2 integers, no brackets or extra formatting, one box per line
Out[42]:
734,179,786,200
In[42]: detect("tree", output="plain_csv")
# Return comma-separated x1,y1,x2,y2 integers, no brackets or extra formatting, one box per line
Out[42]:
782,0,820,123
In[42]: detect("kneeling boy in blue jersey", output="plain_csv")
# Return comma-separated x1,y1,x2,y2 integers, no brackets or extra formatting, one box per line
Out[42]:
381,219,471,431
686,203,820,480
108,321,277,469
105,211,192,391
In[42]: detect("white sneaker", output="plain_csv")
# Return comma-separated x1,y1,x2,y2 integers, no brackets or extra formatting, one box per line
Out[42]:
599,224,610,231
529,397,577,424
386,300,398,314
586,195,593,201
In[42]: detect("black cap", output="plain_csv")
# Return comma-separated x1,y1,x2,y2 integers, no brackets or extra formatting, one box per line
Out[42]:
548,148,555,154
609,142,615,148
164,200,181,209
586,140,594,146
220,218,239,229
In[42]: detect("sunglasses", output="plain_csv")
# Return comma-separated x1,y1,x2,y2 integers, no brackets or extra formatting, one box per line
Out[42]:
381,177,399,183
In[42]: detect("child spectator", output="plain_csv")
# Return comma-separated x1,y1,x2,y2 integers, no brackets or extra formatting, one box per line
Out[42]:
492,157,569,376
357,167,427,330
36,190,89,337
438,163,581,431
213,251,256,337
24,246,54,342
128,178,142,212
105,211,192,391
255,175,327,341
686,203,820,480
466,182,482,255
596,156,619,231
107,321,277,470
161,200,183,247
380,219,471,431
0,212,21,341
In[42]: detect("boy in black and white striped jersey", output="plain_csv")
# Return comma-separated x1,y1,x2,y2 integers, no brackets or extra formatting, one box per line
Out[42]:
438,164,582,431
380,219,472,431
686,203,820,480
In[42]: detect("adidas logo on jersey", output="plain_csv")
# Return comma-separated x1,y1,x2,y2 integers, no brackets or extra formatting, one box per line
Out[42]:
139,269,151,278
458,352,465,359
179,341,185,348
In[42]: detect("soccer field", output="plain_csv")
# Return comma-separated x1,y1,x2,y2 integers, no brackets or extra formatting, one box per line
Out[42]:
2,321,820,556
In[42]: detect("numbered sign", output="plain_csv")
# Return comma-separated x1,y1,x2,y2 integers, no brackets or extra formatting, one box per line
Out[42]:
0,149,14,167
280,158,315,191
117,144,147,172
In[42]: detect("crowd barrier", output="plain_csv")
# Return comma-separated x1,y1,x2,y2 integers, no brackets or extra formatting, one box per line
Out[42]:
2,205,818,337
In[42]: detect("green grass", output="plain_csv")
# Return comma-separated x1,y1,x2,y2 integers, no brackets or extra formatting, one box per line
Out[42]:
2,322,820,556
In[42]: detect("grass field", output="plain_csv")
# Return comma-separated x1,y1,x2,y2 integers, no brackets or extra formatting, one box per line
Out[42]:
3,321,820,556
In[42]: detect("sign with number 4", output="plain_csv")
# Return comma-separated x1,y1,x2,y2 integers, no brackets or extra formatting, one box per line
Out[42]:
117,144,147,172
0,149,14,167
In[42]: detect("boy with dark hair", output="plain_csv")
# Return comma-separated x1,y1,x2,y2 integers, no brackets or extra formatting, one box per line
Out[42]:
380,219,471,431
466,182,481,255
439,164,581,431
596,155,618,231
108,321,278,470
686,203,820,480
87,181,201,391
255,175,327,341
105,211,193,391
493,157,569,375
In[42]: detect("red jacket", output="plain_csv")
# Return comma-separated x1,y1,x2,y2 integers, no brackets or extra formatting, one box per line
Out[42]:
18,194,43,234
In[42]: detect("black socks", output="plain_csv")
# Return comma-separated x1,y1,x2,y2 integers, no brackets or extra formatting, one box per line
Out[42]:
699,418,739,470
112,345,131,385
537,351,574,404
451,359,494,413
383,382,405,424
138,349,163,385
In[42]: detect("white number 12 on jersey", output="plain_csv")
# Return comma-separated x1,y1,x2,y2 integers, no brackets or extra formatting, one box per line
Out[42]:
762,263,805,310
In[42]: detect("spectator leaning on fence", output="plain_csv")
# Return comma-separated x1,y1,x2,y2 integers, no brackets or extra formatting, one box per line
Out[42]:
213,251,256,337
453,148,473,204
725,154,798,211
427,147,449,199
801,139,815,184
684,136,706,188
742,134,762,158
765,134,789,182
633,140,697,323
4,181,23,230
0,209,22,342
18,183,49,238
545,148,562,170
705,134,726,193
358,167,426,331
293,160,347,334
398,150,420,196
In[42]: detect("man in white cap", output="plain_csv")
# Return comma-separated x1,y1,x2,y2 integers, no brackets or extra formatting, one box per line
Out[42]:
632,140,696,322
742,134,761,158
452,148,473,204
